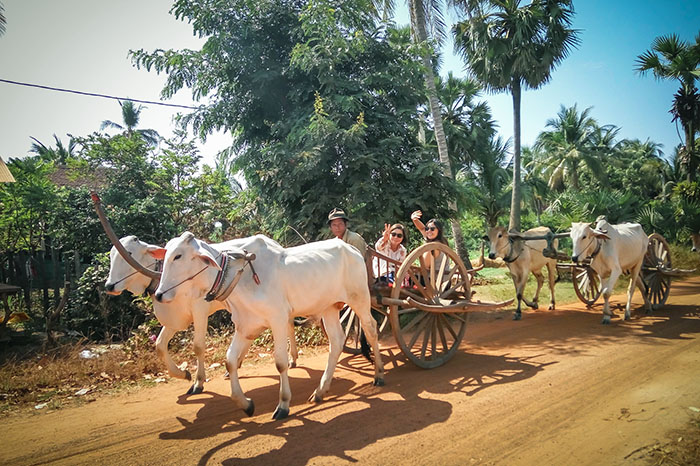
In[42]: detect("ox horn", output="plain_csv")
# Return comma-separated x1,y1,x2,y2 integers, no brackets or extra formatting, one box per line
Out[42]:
90,191,161,280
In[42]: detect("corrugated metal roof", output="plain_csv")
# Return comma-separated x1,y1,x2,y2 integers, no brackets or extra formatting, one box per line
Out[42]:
0,158,16,182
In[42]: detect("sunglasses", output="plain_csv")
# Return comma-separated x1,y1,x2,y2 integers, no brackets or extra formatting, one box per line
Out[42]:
426,226,437,232
391,232,403,238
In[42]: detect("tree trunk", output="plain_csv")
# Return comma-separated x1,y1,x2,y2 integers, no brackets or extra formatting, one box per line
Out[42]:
509,79,522,232
410,0,472,268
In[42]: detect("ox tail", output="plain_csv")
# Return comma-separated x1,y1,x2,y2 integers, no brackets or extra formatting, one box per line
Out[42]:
359,330,373,364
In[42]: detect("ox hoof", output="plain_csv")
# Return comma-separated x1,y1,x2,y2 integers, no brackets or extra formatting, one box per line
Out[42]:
272,407,290,420
187,384,203,395
528,302,538,310
308,391,323,403
184,370,192,381
224,371,230,380
243,399,255,417
513,312,522,321
373,377,385,387
624,313,631,321
645,309,653,316
601,316,611,325
289,360,297,369
548,304,555,311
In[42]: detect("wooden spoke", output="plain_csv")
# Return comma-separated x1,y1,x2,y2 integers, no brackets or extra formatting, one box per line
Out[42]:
642,233,671,310
572,265,601,307
389,242,470,369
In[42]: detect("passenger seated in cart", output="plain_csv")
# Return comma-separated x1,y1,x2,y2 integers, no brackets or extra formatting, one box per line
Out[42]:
410,210,452,286
410,210,448,246
373,223,407,284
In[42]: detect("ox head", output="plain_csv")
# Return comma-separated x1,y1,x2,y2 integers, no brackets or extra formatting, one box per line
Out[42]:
151,231,222,304
105,236,161,296
483,226,510,260
691,232,700,252
570,222,610,263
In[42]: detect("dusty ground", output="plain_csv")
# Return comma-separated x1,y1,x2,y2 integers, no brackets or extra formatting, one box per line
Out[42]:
2,276,700,465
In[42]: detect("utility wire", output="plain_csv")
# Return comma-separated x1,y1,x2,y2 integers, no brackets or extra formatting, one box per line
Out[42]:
0,78,199,110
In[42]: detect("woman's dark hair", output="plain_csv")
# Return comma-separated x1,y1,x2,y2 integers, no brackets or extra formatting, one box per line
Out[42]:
425,218,448,245
390,223,407,246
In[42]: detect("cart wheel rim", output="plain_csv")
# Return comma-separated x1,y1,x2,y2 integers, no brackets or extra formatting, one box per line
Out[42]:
643,233,672,310
388,242,470,369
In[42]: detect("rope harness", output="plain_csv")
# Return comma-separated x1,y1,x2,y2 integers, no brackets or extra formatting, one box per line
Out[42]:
156,249,260,302
110,260,162,295
498,237,540,263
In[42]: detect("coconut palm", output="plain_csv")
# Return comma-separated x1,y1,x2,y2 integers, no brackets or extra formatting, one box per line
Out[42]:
0,2,6,37
29,135,76,164
453,0,580,230
636,33,700,181
533,104,606,192
430,72,496,174
101,100,160,146
371,0,473,265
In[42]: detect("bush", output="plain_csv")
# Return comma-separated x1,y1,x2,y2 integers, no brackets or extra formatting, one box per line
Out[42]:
62,253,150,342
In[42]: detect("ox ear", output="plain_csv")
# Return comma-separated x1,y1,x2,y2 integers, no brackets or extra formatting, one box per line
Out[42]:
196,249,222,270
591,229,610,240
147,247,167,260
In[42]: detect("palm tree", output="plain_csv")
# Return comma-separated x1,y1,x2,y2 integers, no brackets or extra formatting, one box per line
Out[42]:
532,104,606,191
30,135,76,164
636,33,700,181
459,136,511,228
0,2,6,37
453,0,579,230
101,100,160,146
430,72,496,174
371,0,472,265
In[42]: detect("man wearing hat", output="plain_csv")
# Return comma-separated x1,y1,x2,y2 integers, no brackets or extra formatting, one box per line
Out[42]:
328,207,367,259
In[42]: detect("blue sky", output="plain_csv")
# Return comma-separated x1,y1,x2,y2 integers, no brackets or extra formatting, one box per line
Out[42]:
1,0,699,166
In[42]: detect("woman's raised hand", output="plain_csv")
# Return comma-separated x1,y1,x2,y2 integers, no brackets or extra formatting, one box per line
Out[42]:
382,223,391,240
410,210,422,221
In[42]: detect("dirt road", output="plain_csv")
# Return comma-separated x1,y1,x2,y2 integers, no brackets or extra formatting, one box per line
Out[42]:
3,276,700,465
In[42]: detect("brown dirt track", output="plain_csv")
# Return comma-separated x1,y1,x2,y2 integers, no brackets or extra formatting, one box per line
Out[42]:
3,276,700,465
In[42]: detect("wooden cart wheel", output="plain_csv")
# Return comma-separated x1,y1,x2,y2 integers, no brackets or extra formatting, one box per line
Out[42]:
388,242,471,369
643,233,671,310
571,265,602,307
340,306,389,355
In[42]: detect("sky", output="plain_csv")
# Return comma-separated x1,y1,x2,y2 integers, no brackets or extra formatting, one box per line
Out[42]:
1,0,699,168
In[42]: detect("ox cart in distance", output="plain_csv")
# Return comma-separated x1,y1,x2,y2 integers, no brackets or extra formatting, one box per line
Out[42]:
507,229,691,311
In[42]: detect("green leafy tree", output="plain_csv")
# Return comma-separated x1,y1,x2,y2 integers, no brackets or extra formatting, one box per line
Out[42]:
636,33,700,181
131,0,453,241
454,0,580,231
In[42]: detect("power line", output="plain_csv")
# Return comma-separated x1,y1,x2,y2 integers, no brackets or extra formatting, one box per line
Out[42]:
0,78,199,110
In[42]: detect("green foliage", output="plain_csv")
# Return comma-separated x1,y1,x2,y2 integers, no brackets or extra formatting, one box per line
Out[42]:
0,158,59,251
63,253,150,341
132,0,455,240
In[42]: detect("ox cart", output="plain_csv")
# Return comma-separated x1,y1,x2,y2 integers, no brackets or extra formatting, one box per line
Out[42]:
507,229,692,310
340,242,511,369
91,192,511,371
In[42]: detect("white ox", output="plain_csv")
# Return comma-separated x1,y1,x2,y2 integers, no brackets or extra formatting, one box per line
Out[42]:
570,218,651,324
105,235,299,395
484,226,558,320
150,232,384,420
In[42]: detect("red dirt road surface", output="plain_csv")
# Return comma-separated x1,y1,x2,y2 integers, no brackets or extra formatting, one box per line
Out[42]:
3,276,700,465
